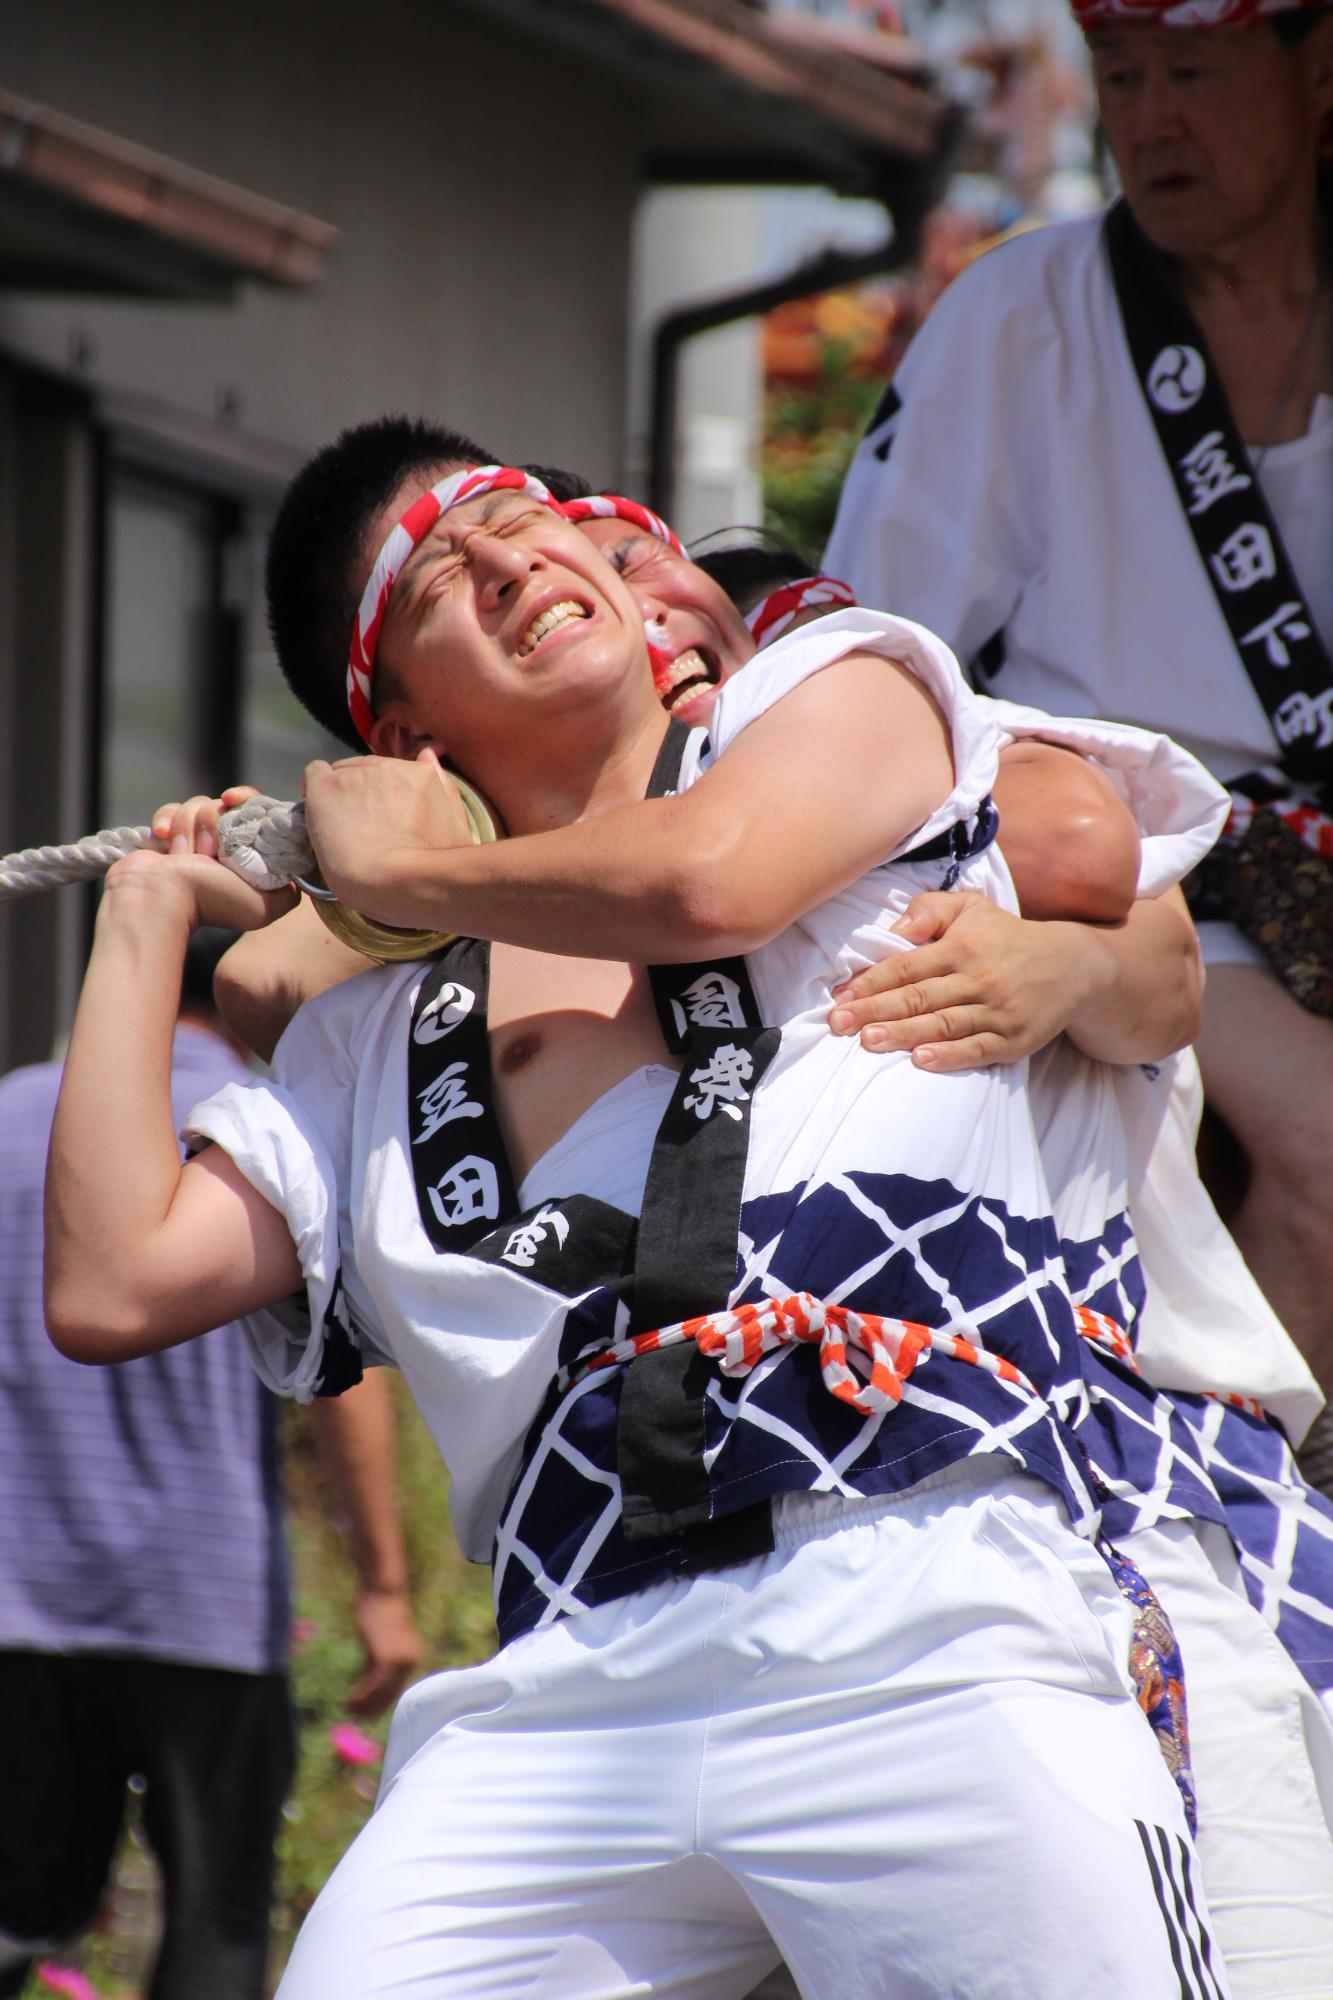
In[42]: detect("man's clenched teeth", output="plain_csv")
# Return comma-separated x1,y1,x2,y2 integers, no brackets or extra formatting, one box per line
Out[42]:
657,647,719,715
518,601,589,656
644,621,720,714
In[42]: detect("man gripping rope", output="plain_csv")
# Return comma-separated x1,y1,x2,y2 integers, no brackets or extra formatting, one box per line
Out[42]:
46,422,1227,1998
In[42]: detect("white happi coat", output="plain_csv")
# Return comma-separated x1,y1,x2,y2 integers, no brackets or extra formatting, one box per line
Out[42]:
186,613,1135,1646
825,214,1333,789
984,693,1322,1447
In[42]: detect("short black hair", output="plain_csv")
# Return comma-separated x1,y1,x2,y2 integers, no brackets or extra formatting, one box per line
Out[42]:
1272,2,1331,44
523,462,594,503
688,526,817,619
265,416,496,748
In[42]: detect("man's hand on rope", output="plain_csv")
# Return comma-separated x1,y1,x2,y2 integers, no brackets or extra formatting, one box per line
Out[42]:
827,892,1104,1072
101,846,297,937
152,784,261,858
302,749,475,925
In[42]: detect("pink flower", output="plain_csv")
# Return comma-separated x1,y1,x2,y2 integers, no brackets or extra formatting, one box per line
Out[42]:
36,1966,99,2000
329,1721,381,1767
289,1616,318,1646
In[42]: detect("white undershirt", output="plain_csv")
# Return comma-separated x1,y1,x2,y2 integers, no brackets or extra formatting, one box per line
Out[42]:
517,1064,677,1217
1251,392,1333,660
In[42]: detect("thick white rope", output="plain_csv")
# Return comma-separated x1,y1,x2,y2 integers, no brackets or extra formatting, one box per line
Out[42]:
0,826,153,897
0,797,316,903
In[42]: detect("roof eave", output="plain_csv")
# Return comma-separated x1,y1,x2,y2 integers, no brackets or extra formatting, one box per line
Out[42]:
0,87,336,297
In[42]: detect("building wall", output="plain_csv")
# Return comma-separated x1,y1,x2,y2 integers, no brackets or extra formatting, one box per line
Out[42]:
0,0,641,481
629,189,765,546
0,0,652,1064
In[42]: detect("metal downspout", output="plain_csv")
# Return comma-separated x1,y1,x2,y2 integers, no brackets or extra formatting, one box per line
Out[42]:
648,234,920,520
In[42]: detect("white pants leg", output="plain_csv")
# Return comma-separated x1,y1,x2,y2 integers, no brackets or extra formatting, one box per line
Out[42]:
751,1512,1333,2000
278,1462,1227,2000
1124,1519,1333,2000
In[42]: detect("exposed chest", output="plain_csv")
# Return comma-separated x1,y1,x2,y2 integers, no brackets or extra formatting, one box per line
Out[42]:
486,943,678,1185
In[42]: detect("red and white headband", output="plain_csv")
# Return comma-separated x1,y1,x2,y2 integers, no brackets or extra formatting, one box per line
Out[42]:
746,575,858,650
559,493,686,556
1073,0,1324,29
346,464,560,744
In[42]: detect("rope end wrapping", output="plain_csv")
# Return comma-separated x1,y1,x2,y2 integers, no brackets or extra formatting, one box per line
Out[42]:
215,781,501,963
216,794,447,962
214,795,316,891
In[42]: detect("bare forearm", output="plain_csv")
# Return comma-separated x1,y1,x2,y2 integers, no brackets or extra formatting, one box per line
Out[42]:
828,887,1201,1072
306,654,954,965
46,874,195,1354
313,1375,411,1595
312,1374,426,1714
45,855,302,1360
1059,891,1202,1064
343,798,730,962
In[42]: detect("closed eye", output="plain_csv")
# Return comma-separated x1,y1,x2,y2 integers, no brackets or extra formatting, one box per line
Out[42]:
494,506,547,538
606,535,659,578
423,551,467,597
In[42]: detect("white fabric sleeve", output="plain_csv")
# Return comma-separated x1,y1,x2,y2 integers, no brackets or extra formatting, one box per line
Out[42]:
983,696,1229,895
824,234,1056,667
1114,1052,1323,1444
692,605,1000,858
182,1003,357,1402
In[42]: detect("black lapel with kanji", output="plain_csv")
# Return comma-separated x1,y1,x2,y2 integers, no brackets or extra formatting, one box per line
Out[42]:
407,937,518,1255
616,722,781,1550
1105,196,1333,783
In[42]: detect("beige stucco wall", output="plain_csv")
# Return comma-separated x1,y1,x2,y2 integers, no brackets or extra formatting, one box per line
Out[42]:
0,0,642,484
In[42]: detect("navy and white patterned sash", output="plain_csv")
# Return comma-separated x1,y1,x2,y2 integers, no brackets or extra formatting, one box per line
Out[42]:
1105,195,1333,783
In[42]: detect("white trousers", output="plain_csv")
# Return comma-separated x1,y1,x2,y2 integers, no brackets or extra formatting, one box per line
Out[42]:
278,1461,1226,2000
1128,1520,1333,2000
753,1515,1333,2000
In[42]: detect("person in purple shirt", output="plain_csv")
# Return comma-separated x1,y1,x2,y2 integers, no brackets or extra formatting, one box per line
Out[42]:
0,930,423,2000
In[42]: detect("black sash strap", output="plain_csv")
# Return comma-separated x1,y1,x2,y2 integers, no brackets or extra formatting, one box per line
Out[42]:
639,722,768,1054
1105,196,1333,784
315,1274,364,1396
617,719,779,1549
617,1022,781,1544
900,795,999,886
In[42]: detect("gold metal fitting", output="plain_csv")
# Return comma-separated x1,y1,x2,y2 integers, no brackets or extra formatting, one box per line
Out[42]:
305,773,502,962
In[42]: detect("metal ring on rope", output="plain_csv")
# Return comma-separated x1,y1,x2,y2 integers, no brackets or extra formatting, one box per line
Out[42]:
297,776,501,961
0,778,503,964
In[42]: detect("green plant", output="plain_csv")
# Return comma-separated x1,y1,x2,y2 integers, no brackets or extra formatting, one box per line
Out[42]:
761,353,883,560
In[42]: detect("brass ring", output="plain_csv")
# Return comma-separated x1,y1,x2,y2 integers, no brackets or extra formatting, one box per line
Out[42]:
306,774,503,962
